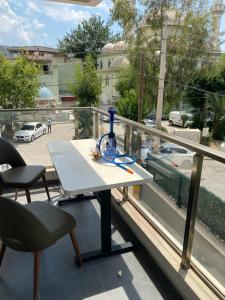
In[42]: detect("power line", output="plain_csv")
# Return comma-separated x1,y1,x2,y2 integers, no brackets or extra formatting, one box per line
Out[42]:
147,74,225,98
167,43,223,55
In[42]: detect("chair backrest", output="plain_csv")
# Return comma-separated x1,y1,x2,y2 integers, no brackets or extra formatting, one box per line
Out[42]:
0,197,55,252
0,137,26,167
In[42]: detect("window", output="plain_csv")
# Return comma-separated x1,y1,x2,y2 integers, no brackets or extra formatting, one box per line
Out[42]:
36,123,42,129
100,60,103,69
43,65,49,73
108,60,111,68
160,148,172,154
105,76,109,86
171,148,188,154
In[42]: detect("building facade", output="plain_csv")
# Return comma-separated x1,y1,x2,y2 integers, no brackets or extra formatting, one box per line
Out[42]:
3,45,82,107
97,41,128,105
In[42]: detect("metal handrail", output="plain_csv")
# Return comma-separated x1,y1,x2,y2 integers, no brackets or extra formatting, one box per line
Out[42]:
92,107,225,164
0,107,91,112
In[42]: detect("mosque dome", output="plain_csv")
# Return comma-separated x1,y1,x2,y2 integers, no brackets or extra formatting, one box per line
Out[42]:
113,41,126,51
38,86,54,99
102,43,114,53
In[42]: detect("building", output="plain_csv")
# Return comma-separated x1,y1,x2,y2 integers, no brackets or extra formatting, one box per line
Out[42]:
3,45,82,107
97,41,129,105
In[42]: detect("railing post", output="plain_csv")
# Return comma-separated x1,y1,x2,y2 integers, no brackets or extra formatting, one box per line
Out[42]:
74,108,79,140
181,153,204,269
93,111,99,139
124,125,131,154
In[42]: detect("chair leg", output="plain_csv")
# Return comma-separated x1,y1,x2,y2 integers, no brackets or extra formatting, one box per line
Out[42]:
0,243,6,267
33,251,41,300
69,229,82,266
15,188,18,200
42,174,50,202
25,188,31,204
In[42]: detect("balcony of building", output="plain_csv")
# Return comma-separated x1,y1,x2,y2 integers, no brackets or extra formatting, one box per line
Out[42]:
0,107,224,300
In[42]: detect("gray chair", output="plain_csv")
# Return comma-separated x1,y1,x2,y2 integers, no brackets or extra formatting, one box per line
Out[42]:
0,196,82,300
0,137,50,203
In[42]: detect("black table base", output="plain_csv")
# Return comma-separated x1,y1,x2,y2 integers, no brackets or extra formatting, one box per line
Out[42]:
77,189,134,262
76,242,134,262
58,189,134,262
57,194,95,206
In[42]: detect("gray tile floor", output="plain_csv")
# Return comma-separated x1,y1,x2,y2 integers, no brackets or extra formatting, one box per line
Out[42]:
0,185,183,300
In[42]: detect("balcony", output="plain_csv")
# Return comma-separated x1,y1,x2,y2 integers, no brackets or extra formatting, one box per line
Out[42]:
0,107,224,299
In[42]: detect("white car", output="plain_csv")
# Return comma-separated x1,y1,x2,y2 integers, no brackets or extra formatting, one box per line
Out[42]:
143,143,194,170
13,122,47,142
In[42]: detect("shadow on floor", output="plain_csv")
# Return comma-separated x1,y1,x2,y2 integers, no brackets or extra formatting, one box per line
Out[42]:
0,186,183,299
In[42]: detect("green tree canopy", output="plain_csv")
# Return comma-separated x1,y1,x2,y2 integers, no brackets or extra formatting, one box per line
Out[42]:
111,0,212,116
69,54,102,107
0,55,39,108
58,15,121,61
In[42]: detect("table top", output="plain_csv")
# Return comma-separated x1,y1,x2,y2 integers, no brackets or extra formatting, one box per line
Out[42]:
48,139,153,196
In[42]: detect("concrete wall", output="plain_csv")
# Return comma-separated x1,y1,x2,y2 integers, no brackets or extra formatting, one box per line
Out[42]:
172,128,201,143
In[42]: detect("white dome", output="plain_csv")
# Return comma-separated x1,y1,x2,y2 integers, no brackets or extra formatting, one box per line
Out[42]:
38,86,54,100
102,43,114,53
111,57,129,69
113,41,126,50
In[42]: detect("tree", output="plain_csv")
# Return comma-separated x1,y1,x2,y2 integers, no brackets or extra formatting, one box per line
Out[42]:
69,54,102,107
116,89,138,121
184,55,225,138
0,55,39,108
69,55,102,138
58,15,121,62
111,1,212,119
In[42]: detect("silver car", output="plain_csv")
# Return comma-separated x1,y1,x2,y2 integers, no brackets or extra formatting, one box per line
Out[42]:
13,122,47,142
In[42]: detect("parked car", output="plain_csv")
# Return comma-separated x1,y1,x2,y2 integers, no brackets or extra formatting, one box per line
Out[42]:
100,116,121,123
169,111,193,128
13,122,47,142
143,119,156,127
142,143,194,170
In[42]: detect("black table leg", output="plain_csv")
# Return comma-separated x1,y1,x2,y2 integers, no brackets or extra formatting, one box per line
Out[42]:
76,189,134,262
100,189,112,251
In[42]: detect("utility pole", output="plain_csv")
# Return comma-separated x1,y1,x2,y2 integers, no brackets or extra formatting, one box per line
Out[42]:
156,20,169,129
138,50,145,123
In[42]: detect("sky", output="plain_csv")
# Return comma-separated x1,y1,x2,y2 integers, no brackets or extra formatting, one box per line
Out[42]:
0,0,117,48
1,0,225,50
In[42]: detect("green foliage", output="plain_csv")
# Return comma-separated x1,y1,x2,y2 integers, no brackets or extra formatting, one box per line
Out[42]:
58,15,120,62
185,60,225,139
115,65,136,97
111,0,211,115
0,55,39,108
116,89,138,121
69,55,102,107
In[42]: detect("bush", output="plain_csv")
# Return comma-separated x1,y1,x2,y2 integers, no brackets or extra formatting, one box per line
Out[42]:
212,118,225,140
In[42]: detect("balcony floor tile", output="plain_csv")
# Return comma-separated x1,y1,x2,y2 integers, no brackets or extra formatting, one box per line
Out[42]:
0,185,183,300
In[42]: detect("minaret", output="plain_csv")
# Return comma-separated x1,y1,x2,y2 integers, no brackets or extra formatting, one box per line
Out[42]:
211,0,225,50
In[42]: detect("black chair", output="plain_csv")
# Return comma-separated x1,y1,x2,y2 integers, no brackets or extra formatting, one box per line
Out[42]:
0,196,82,300
0,137,50,203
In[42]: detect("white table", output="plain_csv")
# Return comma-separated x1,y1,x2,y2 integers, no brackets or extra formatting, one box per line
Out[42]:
48,139,152,261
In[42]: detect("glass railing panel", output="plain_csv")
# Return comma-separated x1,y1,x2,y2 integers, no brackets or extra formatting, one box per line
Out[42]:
0,108,91,167
192,159,225,288
76,108,93,140
128,129,194,248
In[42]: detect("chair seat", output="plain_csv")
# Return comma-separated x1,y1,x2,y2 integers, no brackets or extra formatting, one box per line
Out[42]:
25,202,76,241
1,166,45,188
